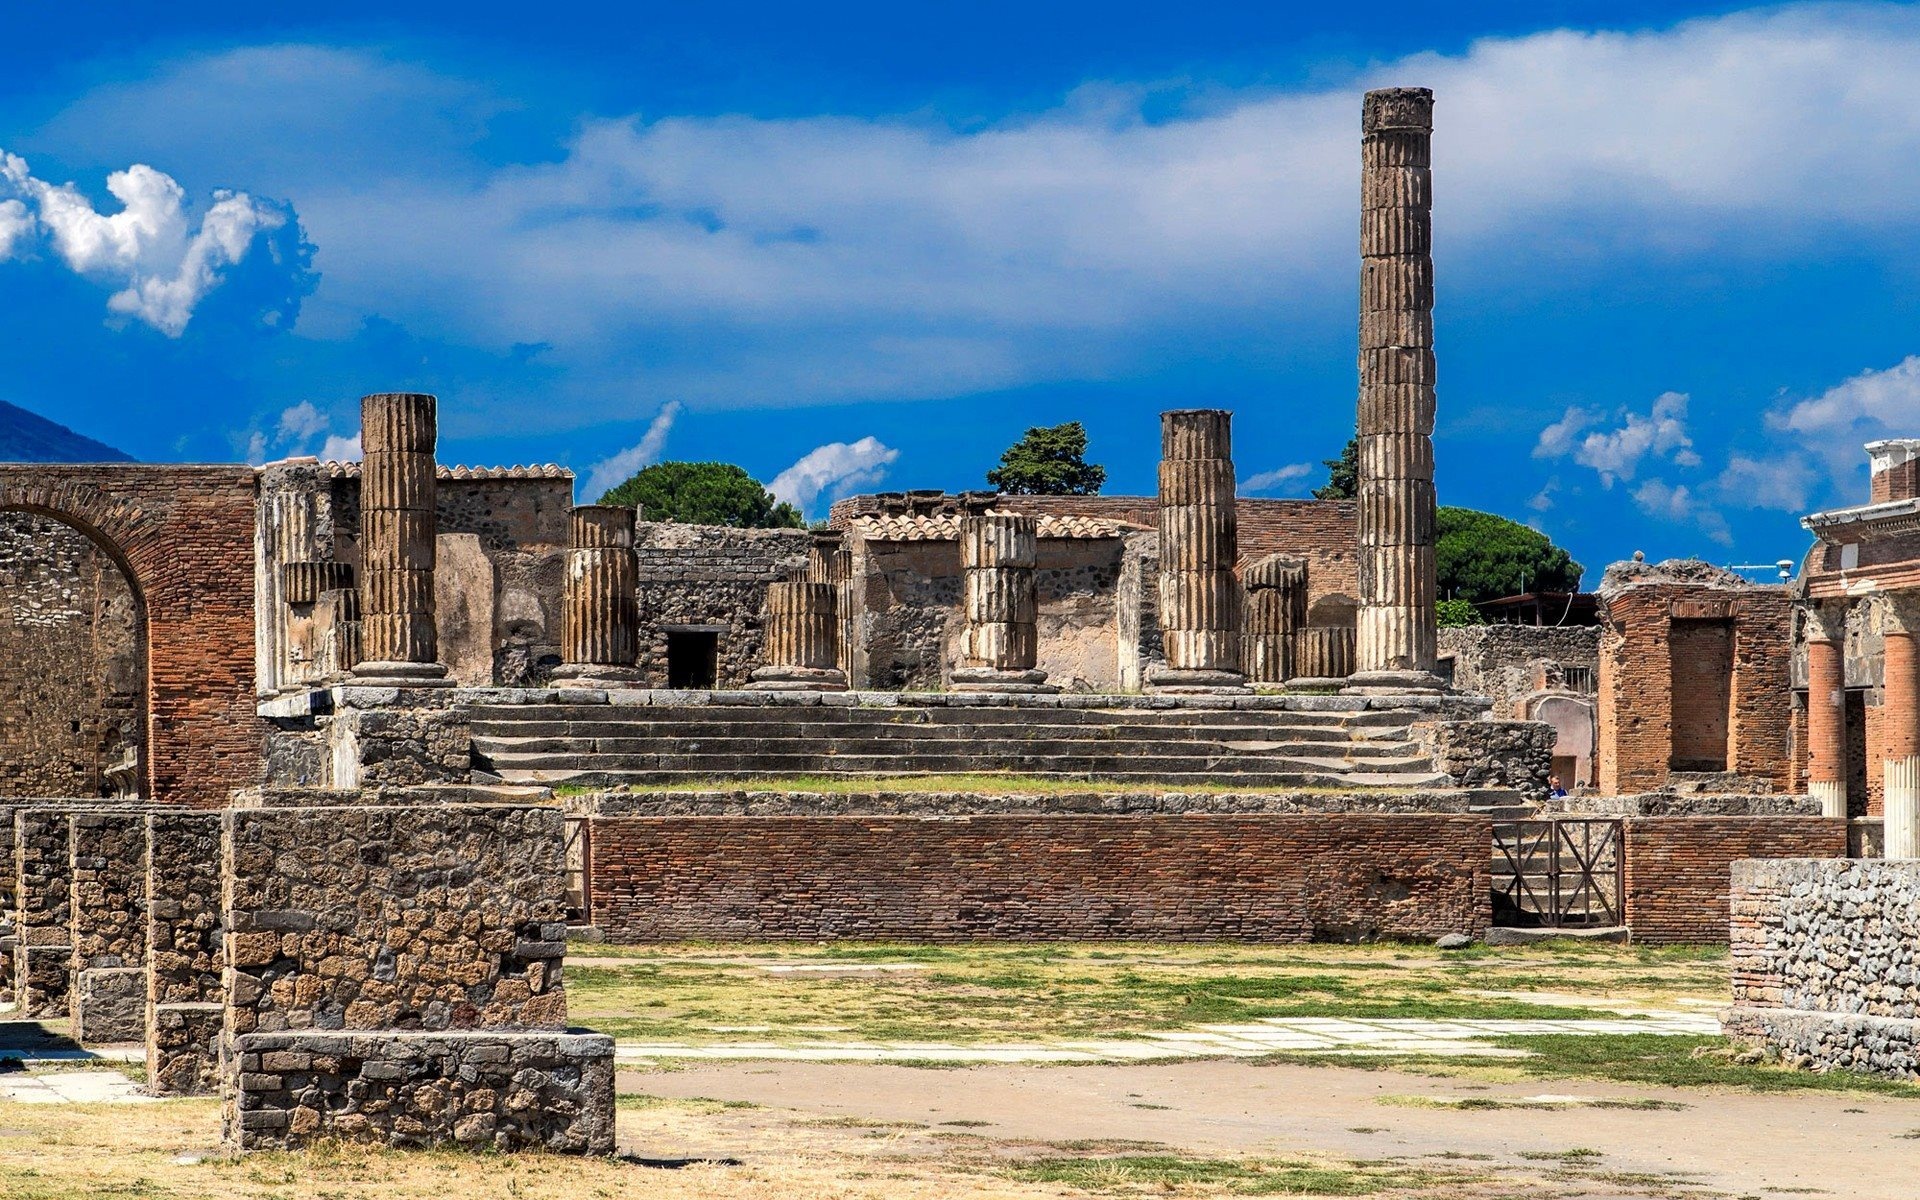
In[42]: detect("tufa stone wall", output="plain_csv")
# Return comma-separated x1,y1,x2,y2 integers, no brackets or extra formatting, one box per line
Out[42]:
13,807,75,1016
69,809,148,1042
1436,625,1597,714
1621,817,1847,945
1427,720,1554,802
633,523,810,688
1725,858,1920,1079
0,512,144,797
586,813,1491,942
146,811,224,1094
0,466,260,806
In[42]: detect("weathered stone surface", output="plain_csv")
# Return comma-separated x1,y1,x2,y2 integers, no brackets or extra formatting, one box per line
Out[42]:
750,581,845,690
355,393,447,679
149,1001,222,1096
73,966,145,1043
1151,410,1246,692
556,505,639,682
225,1030,614,1153
1427,720,1553,802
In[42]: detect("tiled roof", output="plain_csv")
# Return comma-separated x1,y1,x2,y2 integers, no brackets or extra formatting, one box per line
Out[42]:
850,512,1141,542
317,461,574,481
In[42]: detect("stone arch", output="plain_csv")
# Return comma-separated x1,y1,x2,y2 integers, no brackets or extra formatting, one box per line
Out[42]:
0,466,260,806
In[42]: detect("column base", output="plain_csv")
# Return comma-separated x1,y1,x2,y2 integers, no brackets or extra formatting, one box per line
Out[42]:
747,666,848,692
1145,666,1251,696
350,661,455,688
1341,669,1446,696
950,667,1059,695
1808,779,1847,820
550,664,642,689
1886,757,1919,860
1283,676,1352,691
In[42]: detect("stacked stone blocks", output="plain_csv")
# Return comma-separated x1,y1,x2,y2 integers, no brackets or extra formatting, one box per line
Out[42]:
147,810,225,1094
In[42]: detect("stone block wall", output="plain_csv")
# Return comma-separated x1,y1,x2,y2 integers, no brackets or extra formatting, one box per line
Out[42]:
586,812,1492,942
1621,817,1848,945
633,523,811,688
1436,625,1598,714
1725,858,1920,1079
69,810,148,1041
147,811,224,1094
13,807,75,1016
1427,720,1554,802
221,804,570,1038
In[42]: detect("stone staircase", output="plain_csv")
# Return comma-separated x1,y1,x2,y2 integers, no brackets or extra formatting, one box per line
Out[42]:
468,701,1452,789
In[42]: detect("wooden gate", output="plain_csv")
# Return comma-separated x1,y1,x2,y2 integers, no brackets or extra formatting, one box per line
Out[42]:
1491,819,1623,928
563,816,592,926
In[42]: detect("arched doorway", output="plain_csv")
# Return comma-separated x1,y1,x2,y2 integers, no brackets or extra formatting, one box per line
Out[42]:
0,511,147,797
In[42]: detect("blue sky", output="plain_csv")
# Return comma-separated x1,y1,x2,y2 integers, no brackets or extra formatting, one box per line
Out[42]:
4,2,1919,582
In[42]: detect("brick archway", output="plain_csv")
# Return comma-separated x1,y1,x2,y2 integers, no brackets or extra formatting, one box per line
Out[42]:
0,466,259,806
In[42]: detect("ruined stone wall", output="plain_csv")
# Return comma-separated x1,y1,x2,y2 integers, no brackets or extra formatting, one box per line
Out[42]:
147,810,223,1095
0,466,259,806
1622,817,1847,945
13,807,74,1015
1427,720,1553,802
586,813,1491,942
0,513,144,797
633,523,810,688
1436,625,1597,714
1725,858,1920,1079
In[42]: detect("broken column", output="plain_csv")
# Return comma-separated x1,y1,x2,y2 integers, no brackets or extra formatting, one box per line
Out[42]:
1802,600,1850,820
553,505,641,687
1243,554,1307,684
749,582,847,691
1350,86,1442,693
1147,409,1248,694
1884,593,1920,858
352,392,449,686
952,507,1055,694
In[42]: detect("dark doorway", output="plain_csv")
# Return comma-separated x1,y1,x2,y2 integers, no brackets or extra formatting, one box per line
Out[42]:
1847,689,1869,817
667,630,719,689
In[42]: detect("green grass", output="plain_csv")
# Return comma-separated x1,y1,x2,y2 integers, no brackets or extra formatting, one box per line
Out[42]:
1004,1154,1466,1195
565,939,1728,1046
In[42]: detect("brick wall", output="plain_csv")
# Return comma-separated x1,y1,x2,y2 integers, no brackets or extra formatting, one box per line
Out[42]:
587,813,1491,942
1622,816,1847,945
0,466,260,806
1669,620,1734,769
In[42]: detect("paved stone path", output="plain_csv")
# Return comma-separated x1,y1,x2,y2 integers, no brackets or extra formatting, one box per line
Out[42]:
0,1068,154,1104
613,1013,1721,1064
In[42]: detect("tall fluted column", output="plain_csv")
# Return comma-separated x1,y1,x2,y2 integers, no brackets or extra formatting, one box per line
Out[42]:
750,581,846,691
1802,601,1850,819
1243,554,1307,684
1349,86,1441,693
352,392,449,686
1883,593,1920,858
554,505,640,687
1147,409,1248,694
952,510,1055,694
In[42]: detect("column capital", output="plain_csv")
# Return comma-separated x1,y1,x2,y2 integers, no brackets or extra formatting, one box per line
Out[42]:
1800,598,1851,644
1880,590,1920,635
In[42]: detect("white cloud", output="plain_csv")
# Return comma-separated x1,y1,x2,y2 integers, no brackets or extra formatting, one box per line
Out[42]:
1633,477,1731,546
769,436,900,515
276,400,329,443
581,400,682,500
0,150,283,335
1716,453,1819,513
1536,391,1695,488
1528,477,1559,512
1239,463,1313,493
241,400,354,465
320,433,361,462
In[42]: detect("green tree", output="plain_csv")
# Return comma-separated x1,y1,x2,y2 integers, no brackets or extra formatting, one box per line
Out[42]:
1436,598,1485,628
597,461,804,528
987,421,1106,495
1313,437,1358,500
1437,506,1584,604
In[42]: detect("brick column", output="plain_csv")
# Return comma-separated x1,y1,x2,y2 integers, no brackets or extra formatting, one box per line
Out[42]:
952,509,1056,694
1243,554,1307,684
1147,409,1248,694
352,392,450,686
1884,592,1920,858
1349,86,1442,694
1802,600,1849,819
554,505,641,688
749,582,847,691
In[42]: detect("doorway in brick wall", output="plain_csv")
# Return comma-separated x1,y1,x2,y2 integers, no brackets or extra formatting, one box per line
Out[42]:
666,629,719,688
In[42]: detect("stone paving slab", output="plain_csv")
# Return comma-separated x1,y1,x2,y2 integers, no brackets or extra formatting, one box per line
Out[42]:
611,1014,1722,1065
0,1069,154,1103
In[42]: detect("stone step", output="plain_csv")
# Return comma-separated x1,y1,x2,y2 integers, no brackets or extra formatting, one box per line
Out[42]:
473,749,1445,778
491,765,1454,789
467,719,1416,747
468,731,1419,759
464,703,1419,731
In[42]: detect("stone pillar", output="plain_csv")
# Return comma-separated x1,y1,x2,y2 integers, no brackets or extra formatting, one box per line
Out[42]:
749,582,847,691
1883,593,1920,858
553,505,640,687
1147,409,1248,694
1802,600,1850,819
1349,86,1441,693
352,392,449,686
1243,554,1307,684
952,510,1056,694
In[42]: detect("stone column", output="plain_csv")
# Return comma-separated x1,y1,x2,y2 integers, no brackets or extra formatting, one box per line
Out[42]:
352,392,449,686
1883,593,1920,858
554,506,640,687
1147,410,1247,694
750,581,846,691
1802,600,1850,819
1243,555,1307,684
1349,86,1441,694
952,510,1055,694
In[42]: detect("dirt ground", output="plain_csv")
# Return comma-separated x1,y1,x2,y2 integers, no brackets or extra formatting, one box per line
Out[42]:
628,1057,1920,1199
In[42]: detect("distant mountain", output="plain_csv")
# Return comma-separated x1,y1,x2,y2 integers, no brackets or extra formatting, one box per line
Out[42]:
0,400,133,462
